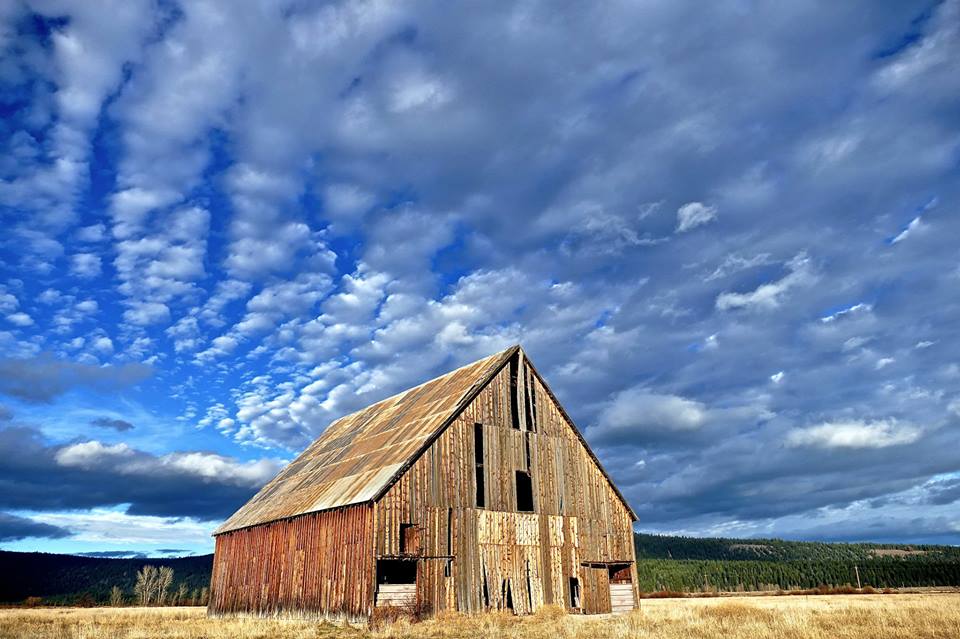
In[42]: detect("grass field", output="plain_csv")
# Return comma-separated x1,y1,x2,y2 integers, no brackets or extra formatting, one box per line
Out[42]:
0,594,958,639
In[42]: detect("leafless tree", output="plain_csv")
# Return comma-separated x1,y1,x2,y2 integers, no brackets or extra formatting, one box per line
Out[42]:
134,566,158,605
109,585,124,607
175,582,188,606
156,566,174,605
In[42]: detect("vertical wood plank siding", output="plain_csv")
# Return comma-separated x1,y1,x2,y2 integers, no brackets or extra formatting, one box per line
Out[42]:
375,356,637,615
209,504,374,619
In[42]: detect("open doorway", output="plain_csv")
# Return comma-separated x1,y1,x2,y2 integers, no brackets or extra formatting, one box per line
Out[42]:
608,564,635,613
375,559,416,608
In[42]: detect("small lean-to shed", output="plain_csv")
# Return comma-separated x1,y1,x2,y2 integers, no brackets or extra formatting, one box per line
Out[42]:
209,345,638,620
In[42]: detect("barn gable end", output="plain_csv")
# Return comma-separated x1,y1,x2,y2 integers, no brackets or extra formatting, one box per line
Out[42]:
374,349,637,615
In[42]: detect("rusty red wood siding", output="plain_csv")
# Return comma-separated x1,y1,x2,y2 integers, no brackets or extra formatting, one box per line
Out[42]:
209,504,374,619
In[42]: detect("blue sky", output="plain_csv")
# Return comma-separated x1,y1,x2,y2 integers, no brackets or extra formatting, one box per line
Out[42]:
1,0,958,557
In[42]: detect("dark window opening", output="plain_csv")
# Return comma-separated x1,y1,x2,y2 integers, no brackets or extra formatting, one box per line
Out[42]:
446,508,453,555
474,423,485,508
476,468,486,508
569,577,581,608
482,572,490,608
377,559,416,585
400,523,420,554
509,356,521,429
524,368,538,432
474,422,484,463
503,579,514,612
516,471,534,512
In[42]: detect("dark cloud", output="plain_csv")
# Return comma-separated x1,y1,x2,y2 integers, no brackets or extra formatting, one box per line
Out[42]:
90,417,134,432
76,551,147,559
0,356,152,404
0,426,282,520
0,512,71,542
926,478,960,506
155,548,192,556
0,406,11,421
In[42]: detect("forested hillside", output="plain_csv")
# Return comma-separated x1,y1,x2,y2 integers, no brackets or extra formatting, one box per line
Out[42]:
635,533,960,592
4,533,960,605
0,551,213,605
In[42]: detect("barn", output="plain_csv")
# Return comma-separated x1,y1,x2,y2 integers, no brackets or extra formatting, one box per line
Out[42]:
209,345,638,620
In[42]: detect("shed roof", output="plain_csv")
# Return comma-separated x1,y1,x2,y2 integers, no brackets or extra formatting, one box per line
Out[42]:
215,344,636,534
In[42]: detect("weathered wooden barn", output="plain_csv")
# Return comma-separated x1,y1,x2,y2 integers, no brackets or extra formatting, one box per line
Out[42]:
209,345,638,620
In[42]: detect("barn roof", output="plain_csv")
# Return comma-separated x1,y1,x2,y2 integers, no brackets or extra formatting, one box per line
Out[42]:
215,344,635,534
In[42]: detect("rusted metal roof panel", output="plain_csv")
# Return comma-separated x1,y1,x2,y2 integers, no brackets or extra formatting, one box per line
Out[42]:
215,346,516,534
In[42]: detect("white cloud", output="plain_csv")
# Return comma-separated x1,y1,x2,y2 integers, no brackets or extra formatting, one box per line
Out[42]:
594,389,709,442
0,293,19,313
323,183,375,220
704,252,774,282
875,357,895,370
56,441,135,469
770,371,785,384
890,215,923,244
34,508,213,548
787,419,920,449
161,452,279,487
92,336,114,356
947,399,960,418
123,301,171,326
7,312,34,327
69,253,102,278
75,300,98,314
676,201,718,232
716,252,815,311
194,334,241,363
75,223,106,243
820,302,872,323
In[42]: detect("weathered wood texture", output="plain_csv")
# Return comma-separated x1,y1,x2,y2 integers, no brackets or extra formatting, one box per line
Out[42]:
375,353,637,615
209,505,374,620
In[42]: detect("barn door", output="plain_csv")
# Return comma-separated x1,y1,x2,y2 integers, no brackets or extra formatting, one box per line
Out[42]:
581,566,611,614
608,564,635,613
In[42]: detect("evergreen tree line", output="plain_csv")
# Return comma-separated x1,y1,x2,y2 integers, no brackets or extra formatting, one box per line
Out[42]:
635,558,960,592
634,532,960,562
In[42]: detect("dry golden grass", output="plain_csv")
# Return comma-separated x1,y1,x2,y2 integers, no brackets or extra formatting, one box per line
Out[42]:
1,594,958,639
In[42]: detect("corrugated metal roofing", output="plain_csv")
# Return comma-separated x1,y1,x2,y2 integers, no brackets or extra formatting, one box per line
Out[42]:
215,346,517,534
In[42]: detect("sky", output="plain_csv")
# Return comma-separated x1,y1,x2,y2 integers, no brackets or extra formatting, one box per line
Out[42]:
0,0,958,558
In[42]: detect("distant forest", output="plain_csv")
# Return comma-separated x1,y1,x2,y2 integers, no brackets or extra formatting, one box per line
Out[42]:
3,533,960,605
0,551,212,605
634,533,960,592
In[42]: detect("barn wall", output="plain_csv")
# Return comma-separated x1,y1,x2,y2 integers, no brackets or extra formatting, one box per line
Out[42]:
209,504,374,619
375,355,637,615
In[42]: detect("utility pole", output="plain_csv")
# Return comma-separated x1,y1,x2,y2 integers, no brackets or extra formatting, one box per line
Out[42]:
854,565,861,589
